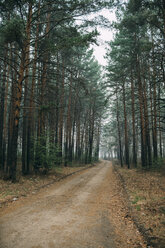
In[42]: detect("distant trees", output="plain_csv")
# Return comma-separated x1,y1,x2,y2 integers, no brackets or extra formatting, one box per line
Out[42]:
0,0,110,181
101,0,165,168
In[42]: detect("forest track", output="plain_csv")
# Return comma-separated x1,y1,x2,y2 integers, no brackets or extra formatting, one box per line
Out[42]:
0,161,116,248
0,161,146,248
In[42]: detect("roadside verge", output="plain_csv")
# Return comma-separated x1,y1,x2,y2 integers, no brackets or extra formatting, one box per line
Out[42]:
0,163,97,209
113,164,165,248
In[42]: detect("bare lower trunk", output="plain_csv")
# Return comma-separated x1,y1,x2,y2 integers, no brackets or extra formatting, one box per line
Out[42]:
136,55,147,167
0,48,8,170
58,59,65,163
130,70,137,167
152,35,158,159
122,82,130,168
116,94,123,167
143,72,152,167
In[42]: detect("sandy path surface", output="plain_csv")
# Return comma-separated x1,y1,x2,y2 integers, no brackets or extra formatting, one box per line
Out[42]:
0,161,116,248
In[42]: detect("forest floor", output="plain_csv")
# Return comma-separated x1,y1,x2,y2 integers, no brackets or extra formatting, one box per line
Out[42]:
0,161,147,248
114,162,165,248
0,165,91,208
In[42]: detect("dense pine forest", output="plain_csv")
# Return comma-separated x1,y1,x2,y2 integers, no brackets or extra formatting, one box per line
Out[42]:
0,0,114,182
0,0,165,183
101,0,165,169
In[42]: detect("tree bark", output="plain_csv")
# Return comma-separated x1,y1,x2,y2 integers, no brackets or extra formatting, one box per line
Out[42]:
10,3,33,182
0,47,8,170
158,82,162,157
142,69,152,167
136,55,147,167
65,72,72,166
35,8,51,171
27,2,40,172
151,34,158,159
130,70,137,167
88,106,95,164
22,5,32,174
58,59,65,163
116,94,123,167
2,46,11,171
6,46,18,177
122,81,130,168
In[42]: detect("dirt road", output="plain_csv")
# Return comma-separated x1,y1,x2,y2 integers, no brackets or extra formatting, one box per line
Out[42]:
0,161,146,248
0,161,116,248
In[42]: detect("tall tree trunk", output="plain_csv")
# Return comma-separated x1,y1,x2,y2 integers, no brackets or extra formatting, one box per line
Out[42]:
95,117,101,161
116,94,123,167
161,55,165,88
71,118,75,162
152,35,158,159
84,120,89,164
136,55,147,167
0,47,8,170
2,46,11,171
122,81,130,168
143,70,152,167
40,11,51,170
149,79,154,157
10,3,33,182
34,63,42,171
65,72,72,166
58,59,65,163
22,13,32,174
130,70,137,167
76,110,81,160
88,106,95,164
27,2,40,172
6,46,18,177
35,9,51,171
158,82,162,157
80,114,87,163
55,53,59,146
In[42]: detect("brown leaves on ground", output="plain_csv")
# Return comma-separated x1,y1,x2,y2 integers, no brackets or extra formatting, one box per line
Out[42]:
106,165,147,248
115,165,165,248
0,166,86,208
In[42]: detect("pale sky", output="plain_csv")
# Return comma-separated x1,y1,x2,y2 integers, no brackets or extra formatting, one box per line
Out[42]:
92,9,117,66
